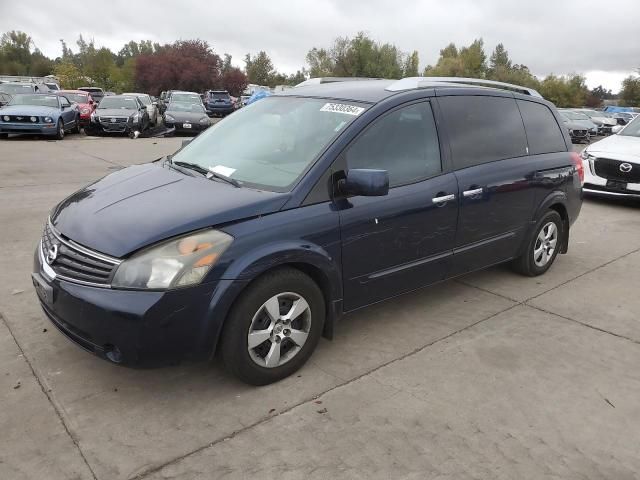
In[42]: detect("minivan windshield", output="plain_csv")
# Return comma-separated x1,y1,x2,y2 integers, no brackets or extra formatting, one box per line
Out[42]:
171,97,366,191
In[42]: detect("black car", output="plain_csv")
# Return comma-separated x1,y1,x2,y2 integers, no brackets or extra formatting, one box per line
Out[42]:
204,90,235,117
78,87,105,104
163,102,211,134
87,95,150,135
32,77,582,385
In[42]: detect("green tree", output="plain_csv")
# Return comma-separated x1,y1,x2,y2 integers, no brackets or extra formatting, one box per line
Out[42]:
403,51,420,77
305,48,334,77
0,30,53,75
620,76,640,106
53,62,84,89
424,39,486,78
244,51,275,85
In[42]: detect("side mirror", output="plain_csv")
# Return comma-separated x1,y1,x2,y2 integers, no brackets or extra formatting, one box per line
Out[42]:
339,169,389,197
140,104,147,109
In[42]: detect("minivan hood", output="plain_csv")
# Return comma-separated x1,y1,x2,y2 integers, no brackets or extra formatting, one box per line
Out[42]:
587,134,640,161
51,163,289,257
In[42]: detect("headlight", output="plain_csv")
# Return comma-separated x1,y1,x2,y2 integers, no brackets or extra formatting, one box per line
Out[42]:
132,112,140,121
81,107,90,114
111,230,233,290
568,129,574,135
44,116,53,123
165,114,175,122
199,117,209,124
2,115,9,121
580,150,594,160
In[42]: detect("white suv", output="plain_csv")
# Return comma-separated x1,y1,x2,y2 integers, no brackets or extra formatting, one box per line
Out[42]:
581,116,640,198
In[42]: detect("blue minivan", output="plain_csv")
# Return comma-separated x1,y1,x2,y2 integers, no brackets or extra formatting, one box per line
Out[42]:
32,78,583,385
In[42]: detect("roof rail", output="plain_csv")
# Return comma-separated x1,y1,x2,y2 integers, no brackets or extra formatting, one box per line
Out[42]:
386,77,542,98
295,77,381,88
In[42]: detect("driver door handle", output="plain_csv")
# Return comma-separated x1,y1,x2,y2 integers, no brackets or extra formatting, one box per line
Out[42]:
432,194,456,204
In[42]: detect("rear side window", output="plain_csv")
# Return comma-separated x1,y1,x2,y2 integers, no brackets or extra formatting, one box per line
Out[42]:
345,102,441,187
517,100,567,154
439,95,527,169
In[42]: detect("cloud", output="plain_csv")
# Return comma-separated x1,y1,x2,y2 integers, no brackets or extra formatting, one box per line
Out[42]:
1,0,638,90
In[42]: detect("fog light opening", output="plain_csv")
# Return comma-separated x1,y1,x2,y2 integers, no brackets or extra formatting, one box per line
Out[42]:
104,344,123,363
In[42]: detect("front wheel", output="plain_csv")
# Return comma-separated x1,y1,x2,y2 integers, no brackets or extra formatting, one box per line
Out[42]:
55,119,65,140
72,115,81,134
221,268,325,385
512,210,563,276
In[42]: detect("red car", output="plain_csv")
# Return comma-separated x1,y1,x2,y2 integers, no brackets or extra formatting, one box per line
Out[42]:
56,90,96,127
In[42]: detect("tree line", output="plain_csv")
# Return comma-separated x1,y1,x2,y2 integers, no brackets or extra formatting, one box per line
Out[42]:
1,30,639,106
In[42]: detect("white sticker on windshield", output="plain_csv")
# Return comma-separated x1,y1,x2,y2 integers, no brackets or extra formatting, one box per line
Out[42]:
320,103,365,116
209,165,236,177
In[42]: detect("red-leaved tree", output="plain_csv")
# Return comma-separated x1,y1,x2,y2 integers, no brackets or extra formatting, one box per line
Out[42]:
222,68,249,97
135,40,221,95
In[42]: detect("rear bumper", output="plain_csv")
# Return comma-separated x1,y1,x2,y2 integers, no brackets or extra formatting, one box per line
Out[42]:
0,122,57,135
206,105,234,116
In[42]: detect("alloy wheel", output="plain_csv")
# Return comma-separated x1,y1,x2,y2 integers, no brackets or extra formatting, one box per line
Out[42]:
247,292,312,368
533,222,558,267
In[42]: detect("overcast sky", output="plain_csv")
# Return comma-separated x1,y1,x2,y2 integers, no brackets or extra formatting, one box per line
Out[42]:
2,0,638,91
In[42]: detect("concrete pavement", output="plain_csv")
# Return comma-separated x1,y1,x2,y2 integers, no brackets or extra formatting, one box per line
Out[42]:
1,134,639,479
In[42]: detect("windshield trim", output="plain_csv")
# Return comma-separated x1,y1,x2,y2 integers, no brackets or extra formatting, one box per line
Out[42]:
172,96,370,193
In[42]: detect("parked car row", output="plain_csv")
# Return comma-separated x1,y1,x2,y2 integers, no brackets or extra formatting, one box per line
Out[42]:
0,86,214,138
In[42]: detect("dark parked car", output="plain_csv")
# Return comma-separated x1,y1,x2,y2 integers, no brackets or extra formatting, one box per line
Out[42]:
32,78,583,385
163,102,211,134
0,93,80,139
87,95,150,135
204,90,235,117
78,87,105,104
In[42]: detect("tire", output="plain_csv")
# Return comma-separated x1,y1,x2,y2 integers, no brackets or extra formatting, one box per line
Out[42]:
221,267,325,385
72,115,81,134
55,119,64,140
512,210,563,276
0,133,7,139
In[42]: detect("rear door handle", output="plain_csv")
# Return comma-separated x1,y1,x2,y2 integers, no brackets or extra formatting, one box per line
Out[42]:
462,188,484,197
432,194,456,204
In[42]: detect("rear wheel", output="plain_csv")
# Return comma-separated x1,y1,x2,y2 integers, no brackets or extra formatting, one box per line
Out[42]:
512,210,563,276
221,268,325,385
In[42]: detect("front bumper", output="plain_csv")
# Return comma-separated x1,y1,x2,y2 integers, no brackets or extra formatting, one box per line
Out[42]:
0,122,57,135
164,121,210,133
582,158,640,198
32,243,239,367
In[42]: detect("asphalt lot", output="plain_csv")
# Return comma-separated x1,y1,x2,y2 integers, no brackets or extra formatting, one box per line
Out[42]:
1,134,640,480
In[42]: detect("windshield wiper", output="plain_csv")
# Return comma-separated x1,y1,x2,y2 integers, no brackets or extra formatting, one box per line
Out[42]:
207,170,241,188
169,158,241,187
171,160,210,176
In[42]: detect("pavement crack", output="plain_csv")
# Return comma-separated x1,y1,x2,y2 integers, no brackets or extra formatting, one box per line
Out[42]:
524,303,640,346
0,310,98,480
131,302,520,480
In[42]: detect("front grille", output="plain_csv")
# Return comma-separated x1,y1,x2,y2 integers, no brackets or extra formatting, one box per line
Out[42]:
594,158,640,183
99,116,128,124
41,222,120,287
571,129,587,137
5,115,39,123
